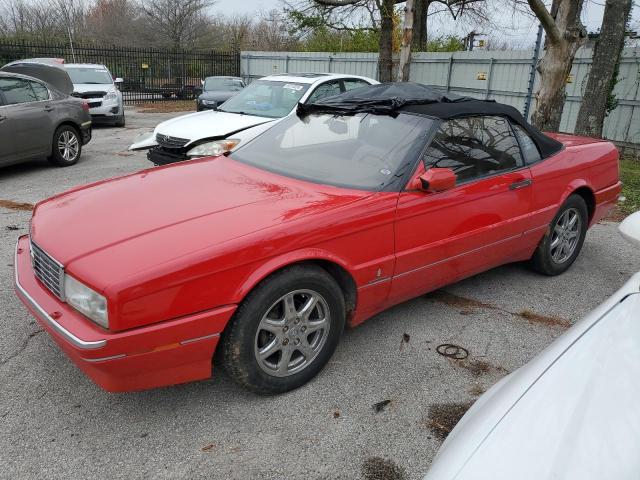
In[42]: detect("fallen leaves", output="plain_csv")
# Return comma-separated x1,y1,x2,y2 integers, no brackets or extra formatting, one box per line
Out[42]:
0,200,34,211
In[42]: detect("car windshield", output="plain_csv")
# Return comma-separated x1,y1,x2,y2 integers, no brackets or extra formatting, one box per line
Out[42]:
204,77,243,92
66,67,113,84
231,112,434,191
219,80,309,118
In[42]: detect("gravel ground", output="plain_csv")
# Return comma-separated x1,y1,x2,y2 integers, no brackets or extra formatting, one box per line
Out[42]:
1,109,638,480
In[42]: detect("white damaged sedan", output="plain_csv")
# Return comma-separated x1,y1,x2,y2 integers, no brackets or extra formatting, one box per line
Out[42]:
129,73,377,165
424,211,640,480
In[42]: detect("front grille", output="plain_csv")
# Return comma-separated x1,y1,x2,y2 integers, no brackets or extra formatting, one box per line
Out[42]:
72,91,107,99
156,133,189,149
147,146,189,166
30,241,64,299
88,101,102,108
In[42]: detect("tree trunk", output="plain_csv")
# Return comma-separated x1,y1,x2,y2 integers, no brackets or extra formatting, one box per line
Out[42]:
574,0,632,137
530,0,586,132
398,0,415,81
378,0,394,82
412,0,429,51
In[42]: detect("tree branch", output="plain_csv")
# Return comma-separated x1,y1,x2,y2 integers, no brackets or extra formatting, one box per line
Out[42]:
527,0,561,45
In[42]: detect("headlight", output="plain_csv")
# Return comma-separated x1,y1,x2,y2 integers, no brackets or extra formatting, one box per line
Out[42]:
201,100,217,106
64,274,109,328
104,91,118,101
186,139,240,157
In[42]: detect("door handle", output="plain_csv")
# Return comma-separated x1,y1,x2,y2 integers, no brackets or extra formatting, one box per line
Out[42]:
0,115,5,122
44,105,53,112
509,179,532,190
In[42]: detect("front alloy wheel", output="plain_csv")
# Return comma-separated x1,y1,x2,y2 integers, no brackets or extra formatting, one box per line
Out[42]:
222,265,345,394
255,290,331,377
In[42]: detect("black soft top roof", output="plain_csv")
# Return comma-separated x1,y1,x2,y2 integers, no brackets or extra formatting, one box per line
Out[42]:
297,82,562,159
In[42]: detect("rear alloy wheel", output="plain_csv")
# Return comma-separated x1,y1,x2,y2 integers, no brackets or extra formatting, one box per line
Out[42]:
530,194,588,275
222,265,345,394
49,126,82,166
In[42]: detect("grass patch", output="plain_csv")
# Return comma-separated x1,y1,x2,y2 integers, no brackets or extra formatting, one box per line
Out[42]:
619,158,640,215
133,100,195,113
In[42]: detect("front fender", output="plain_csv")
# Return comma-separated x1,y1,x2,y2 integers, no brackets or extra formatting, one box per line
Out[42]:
236,248,357,301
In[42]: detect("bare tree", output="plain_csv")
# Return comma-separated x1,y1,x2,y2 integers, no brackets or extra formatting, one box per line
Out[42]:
307,0,398,81
527,0,586,131
574,0,633,138
411,0,488,51
85,0,144,47
140,0,215,49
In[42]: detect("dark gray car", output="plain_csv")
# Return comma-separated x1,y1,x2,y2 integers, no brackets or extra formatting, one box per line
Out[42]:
196,76,245,111
0,60,92,168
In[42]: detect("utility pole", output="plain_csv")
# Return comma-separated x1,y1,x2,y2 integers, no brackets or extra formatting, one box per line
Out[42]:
67,26,77,63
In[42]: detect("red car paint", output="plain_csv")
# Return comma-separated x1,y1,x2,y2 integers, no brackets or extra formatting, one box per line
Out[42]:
14,136,620,392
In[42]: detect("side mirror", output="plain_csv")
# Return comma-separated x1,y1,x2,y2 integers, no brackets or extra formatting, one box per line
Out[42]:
114,77,123,83
418,167,456,193
619,211,640,247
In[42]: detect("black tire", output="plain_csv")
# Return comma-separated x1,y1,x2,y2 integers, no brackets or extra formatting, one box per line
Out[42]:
530,194,589,276
114,114,126,127
48,125,82,167
221,264,346,394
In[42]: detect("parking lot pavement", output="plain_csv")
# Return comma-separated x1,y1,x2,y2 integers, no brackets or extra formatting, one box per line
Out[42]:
1,110,639,480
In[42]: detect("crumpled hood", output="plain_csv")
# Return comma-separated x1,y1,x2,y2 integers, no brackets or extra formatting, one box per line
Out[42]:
30,156,367,289
1,59,73,95
154,110,273,145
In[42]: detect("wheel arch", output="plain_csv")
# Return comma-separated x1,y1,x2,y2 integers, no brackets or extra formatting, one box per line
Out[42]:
54,120,82,137
564,182,596,224
235,251,358,322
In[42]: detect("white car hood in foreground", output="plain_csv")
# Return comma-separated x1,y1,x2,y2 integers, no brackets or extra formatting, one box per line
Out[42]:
425,272,640,480
129,110,274,151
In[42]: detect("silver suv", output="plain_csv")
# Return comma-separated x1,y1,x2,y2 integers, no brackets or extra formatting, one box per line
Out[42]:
65,63,125,127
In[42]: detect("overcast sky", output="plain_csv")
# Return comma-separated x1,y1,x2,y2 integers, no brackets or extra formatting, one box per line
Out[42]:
213,0,639,49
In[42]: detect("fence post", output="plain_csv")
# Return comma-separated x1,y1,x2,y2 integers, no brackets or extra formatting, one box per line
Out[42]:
328,55,332,73
524,23,544,120
485,58,494,100
285,55,289,73
445,55,453,92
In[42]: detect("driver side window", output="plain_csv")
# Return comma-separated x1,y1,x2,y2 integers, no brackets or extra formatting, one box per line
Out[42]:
423,116,523,184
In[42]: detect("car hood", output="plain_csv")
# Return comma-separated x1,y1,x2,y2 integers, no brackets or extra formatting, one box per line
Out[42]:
154,110,274,145
199,91,236,102
30,156,368,287
425,273,640,480
72,83,115,94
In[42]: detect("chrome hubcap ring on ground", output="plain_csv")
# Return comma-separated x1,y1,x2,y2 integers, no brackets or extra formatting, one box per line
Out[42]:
254,289,330,378
58,131,79,162
550,207,581,264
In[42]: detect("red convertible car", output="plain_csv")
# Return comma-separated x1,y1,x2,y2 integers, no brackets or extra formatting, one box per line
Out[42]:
14,84,620,393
